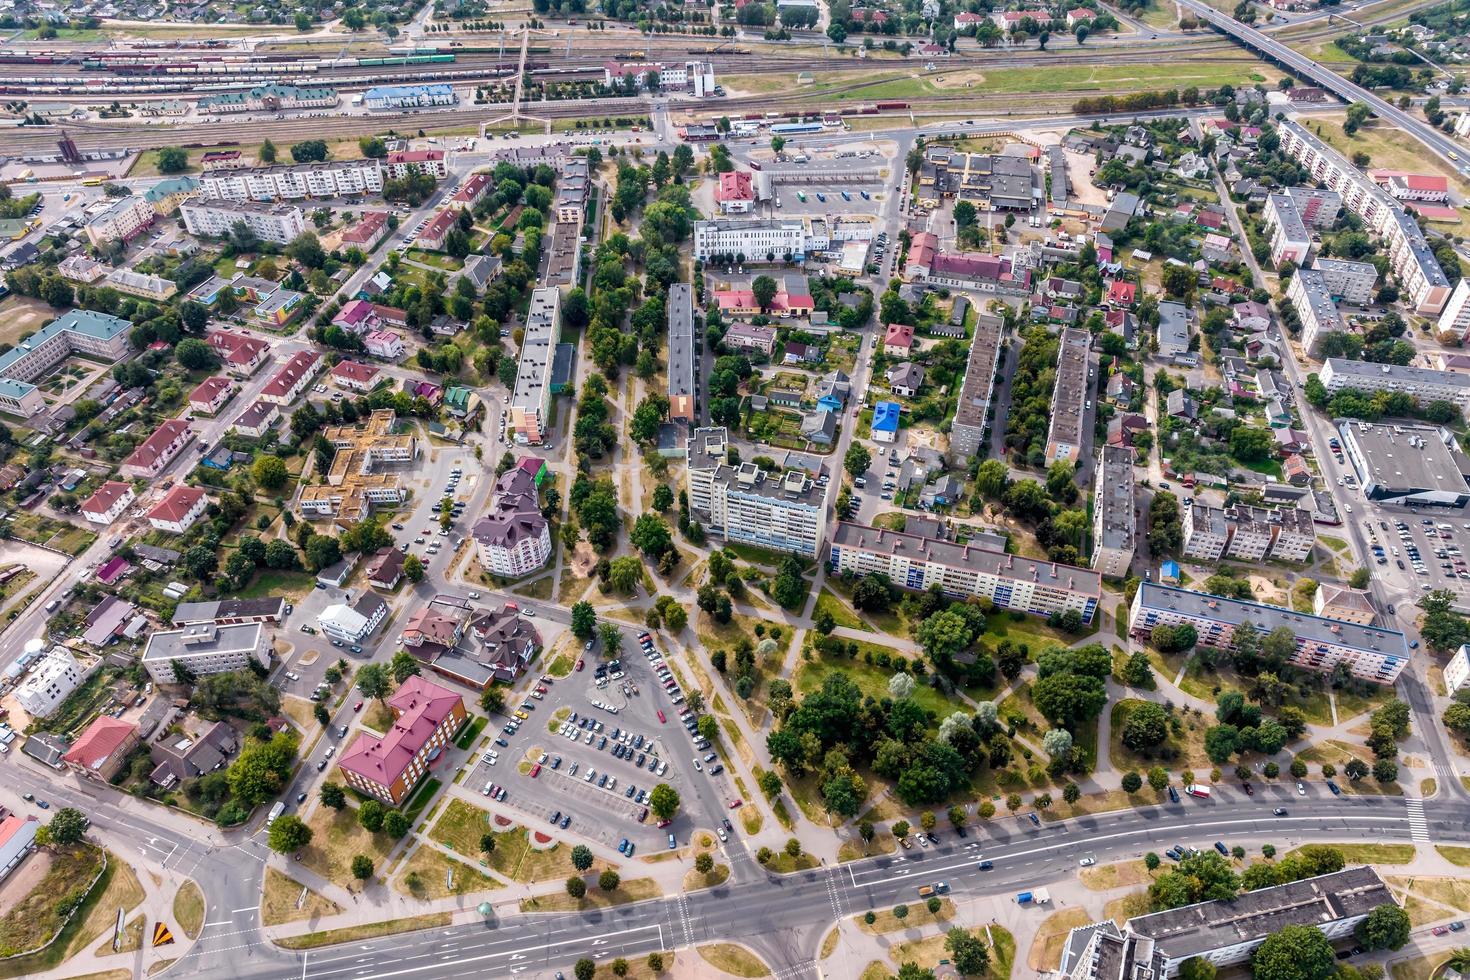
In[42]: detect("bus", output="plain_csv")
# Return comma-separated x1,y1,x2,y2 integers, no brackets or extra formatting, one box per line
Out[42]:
266,801,285,828
81,177,104,186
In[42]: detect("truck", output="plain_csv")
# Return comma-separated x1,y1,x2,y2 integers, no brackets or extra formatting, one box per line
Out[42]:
1016,888,1051,905
1185,784,1211,799
917,882,950,898
266,801,285,828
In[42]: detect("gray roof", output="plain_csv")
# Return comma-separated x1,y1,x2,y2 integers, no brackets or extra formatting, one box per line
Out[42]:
1157,301,1189,350
141,622,263,664
1267,193,1309,244
1127,866,1392,961
1293,269,1345,334
1096,445,1136,554
830,521,1101,598
1339,420,1470,498
1324,357,1470,393
171,597,284,625
1134,582,1410,662
667,283,695,415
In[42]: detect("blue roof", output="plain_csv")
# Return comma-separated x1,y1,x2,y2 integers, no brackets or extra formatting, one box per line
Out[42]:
0,309,132,400
872,401,901,433
1160,560,1180,577
817,395,842,413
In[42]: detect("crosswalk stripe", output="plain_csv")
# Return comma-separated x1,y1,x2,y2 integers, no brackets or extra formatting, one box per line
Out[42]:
1406,799,1430,843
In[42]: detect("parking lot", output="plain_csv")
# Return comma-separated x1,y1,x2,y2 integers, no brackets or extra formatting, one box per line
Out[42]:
473,626,742,854
1364,512,1470,607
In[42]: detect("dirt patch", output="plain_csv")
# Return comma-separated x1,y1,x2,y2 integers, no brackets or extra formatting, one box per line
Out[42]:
0,850,53,919
570,541,598,578
0,296,56,350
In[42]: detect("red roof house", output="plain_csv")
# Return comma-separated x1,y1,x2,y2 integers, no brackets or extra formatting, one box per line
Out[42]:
336,676,466,804
883,323,916,355
62,716,140,781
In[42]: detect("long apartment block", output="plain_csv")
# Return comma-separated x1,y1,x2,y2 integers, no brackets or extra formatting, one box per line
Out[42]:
1278,120,1451,315
509,287,560,445
1129,581,1411,683
181,200,306,245
1319,357,1470,411
687,427,826,557
1044,327,1091,465
1091,445,1135,578
667,283,696,423
948,312,1004,462
199,159,384,203
829,522,1101,624
1288,267,1346,357
0,309,133,416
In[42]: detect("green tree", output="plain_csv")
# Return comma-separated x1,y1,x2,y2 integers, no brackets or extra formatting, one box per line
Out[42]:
566,876,587,898
45,807,88,846
351,855,375,881
383,810,411,839
1250,924,1336,980
752,274,779,310
389,650,421,685
1177,959,1217,980
252,454,288,491
1355,903,1411,951
156,146,189,174
571,844,595,871
355,662,392,708
320,783,346,809
845,444,871,479
649,783,680,820
574,960,595,980
945,927,990,976
403,554,425,582
358,800,386,833
599,869,621,891
570,601,597,639
267,814,313,854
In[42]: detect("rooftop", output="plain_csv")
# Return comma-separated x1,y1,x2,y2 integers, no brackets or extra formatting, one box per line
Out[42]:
1338,420,1470,496
1134,582,1411,660
141,621,263,664
1096,445,1135,552
337,675,461,787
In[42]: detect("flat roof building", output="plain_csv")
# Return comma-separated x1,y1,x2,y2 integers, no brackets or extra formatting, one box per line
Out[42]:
1156,301,1189,357
1289,268,1347,357
141,622,267,684
509,287,559,445
1130,582,1411,683
1126,867,1394,976
1265,192,1312,267
948,312,1004,462
1312,256,1378,306
667,282,696,424
1091,445,1135,578
830,521,1101,624
1045,327,1091,465
1321,358,1470,412
1336,419,1470,506
695,461,828,558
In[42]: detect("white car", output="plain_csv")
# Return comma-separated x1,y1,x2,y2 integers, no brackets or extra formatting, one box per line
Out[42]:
1079,857,1095,867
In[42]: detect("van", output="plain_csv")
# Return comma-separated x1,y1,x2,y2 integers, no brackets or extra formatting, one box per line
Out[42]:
266,801,285,828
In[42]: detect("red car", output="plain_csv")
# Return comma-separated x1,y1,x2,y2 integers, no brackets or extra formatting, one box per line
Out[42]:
657,819,672,829
531,764,541,778
1434,926,1450,937
728,799,742,809
657,710,666,723
535,685,547,694
354,700,364,712
575,659,584,672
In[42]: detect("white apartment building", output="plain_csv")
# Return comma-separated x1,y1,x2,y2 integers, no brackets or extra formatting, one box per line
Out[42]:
1287,267,1346,357
1264,193,1312,268
508,287,559,445
830,522,1102,624
1447,644,1470,696
84,195,155,246
1312,256,1378,306
686,426,727,516
1182,503,1231,561
1279,120,1452,315
1130,583,1410,683
1044,327,1090,465
1436,277,1470,342
141,623,267,684
16,647,84,719
199,159,384,203
702,463,828,558
1320,357,1470,411
181,200,306,245
1091,445,1135,578
693,218,811,264
317,594,389,644
948,313,1004,462
385,149,449,180
472,469,551,577
79,481,135,526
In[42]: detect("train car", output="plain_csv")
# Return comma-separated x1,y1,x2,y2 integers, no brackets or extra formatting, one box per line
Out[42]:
874,100,909,110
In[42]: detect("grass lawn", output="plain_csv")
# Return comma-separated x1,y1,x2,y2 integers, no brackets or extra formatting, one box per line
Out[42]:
760,850,820,874
837,833,897,863
519,876,660,912
696,943,769,978
855,897,955,934
1102,889,1153,925
430,801,573,882
403,778,443,826
173,880,205,939
0,296,55,349
1179,657,1333,727
67,855,145,958
814,589,870,632
1109,698,1212,770
1436,845,1470,867
261,868,342,926
299,805,397,888
1285,843,1416,865
237,569,316,601
1028,907,1092,971
1079,859,1158,891
455,716,487,750
890,924,1014,979
393,846,502,901
683,865,730,891
795,651,952,733
275,913,452,951
1387,875,1470,912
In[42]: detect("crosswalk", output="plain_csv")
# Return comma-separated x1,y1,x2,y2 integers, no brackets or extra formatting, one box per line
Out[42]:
1406,798,1431,843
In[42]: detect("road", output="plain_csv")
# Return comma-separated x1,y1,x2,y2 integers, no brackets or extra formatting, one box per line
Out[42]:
10,757,1464,980
1179,0,1470,177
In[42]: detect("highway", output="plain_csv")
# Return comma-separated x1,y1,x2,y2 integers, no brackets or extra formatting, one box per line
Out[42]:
1179,0,1470,176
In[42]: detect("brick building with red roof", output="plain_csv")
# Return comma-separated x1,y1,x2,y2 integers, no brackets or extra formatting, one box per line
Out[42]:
336,676,466,804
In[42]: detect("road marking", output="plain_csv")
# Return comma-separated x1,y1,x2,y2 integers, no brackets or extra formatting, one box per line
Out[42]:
1406,799,1431,843
305,924,665,980
848,813,1417,886
231,906,257,914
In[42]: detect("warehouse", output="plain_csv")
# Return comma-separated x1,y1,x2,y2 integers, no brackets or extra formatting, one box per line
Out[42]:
1336,420,1470,507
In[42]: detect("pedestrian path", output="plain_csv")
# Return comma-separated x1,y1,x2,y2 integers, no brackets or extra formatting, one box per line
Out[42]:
1406,798,1431,843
